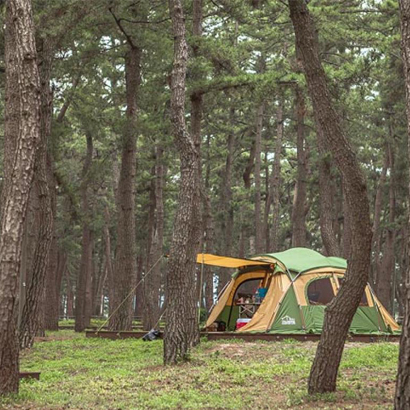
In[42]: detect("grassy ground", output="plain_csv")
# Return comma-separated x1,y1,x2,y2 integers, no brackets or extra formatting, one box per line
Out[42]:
0,331,398,410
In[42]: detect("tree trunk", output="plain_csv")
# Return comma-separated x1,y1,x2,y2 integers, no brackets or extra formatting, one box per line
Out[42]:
377,143,396,313
103,206,114,317
19,38,54,349
342,179,352,259
254,102,265,253
143,146,164,330
55,250,67,320
43,165,59,331
372,145,389,285
396,3,410,407
218,103,235,288
75,132,93,332
203,135,215,312
65,268,74,318
202,193,215,312
94,262,107,317
243,139,256,190
291,87,307,247
317,127,340,256
289,0,372,394
143,181,154,328
135,255,144,319
42,74,71,330
223,107,235,256
240,133,256,257
191,0,208,315
93,241,106,316
164,0,202,364
17,183,39,331
268,103,284,252
0,0,40,395
108,45,140,331
85,233,94,324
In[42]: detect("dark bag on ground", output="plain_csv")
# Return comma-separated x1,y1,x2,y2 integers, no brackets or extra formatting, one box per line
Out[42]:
217,321,226,332
142,329,161,341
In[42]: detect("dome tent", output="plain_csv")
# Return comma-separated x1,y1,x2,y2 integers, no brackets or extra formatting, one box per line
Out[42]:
199,248,399,335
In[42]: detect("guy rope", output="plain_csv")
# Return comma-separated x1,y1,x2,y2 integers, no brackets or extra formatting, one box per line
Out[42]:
97,255,164,333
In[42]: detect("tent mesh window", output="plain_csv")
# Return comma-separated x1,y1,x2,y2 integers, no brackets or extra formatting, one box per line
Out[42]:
234,279,261,303
307,278,335,305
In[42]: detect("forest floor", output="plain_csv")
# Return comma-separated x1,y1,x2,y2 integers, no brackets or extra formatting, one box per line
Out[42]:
0,331,398,410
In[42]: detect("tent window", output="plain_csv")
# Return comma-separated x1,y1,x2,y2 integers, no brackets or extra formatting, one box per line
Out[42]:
338,278,368,306
234,279,261,303
233,278,265,319
307,278,335,305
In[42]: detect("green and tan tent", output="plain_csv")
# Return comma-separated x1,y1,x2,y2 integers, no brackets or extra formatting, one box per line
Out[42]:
199,248,399,335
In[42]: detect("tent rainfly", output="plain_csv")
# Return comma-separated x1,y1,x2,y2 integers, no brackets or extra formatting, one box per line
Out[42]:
198,248,400,335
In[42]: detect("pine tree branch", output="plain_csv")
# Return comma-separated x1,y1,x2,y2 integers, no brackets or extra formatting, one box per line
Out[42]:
108,7,136,49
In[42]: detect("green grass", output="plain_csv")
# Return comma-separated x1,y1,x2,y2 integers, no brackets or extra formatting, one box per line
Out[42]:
0,332,399,410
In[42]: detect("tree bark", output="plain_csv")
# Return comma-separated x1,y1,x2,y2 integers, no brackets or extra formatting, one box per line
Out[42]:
135,255,145,319
191,0,205,320
75,132,93,332
43,165,59,331
164,0,202,364
55,251,67,319
222,106,235,257
243,139,256,189
289,0,372,394
291,87,308,248
19,38,54,349
143,146,164,330
377,143,396,313
372,145,389,285
0,0,40,395
43,75,70,330
317,127,340,256
92,240,105,316
17,182,39,331
65,267,74,318
342,179,352,259
396,3,410,407
218,103,235,289
203,135,215,312
103,206,114,317
241,134,256,256
254,102,265,253
268,103,284,252
108,45,140,331
85,235,94,325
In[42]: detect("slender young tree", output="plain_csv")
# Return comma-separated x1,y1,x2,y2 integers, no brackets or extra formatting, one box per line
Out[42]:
108,10,141,331
288,0,372,394
75,132,94,332
0,0,41,394
268,102,284,252
164,0,202,364
254,101,265,253
143,146,165,330
291,87,307,247
395,1,410,408
317,127,340,256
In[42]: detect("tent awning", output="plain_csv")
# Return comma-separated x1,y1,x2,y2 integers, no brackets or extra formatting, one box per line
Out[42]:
196,253,271,269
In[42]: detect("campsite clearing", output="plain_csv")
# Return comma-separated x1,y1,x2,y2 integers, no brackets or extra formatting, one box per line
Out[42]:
0,331,398,410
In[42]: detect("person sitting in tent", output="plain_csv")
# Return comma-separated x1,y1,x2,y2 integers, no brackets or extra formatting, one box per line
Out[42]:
255,286,268,302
